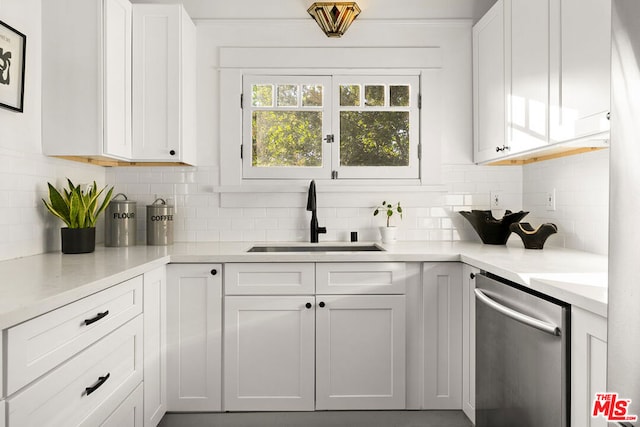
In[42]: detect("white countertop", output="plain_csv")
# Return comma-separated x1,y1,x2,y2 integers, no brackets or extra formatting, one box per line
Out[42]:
0,241,608,329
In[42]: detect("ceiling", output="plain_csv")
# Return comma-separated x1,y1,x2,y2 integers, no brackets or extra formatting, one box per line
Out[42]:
131,0,497,23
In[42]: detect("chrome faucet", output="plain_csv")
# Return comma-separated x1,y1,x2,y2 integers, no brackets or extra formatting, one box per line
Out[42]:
306,180,326,243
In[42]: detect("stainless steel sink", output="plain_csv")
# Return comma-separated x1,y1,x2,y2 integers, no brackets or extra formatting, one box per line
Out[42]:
247,244,384,252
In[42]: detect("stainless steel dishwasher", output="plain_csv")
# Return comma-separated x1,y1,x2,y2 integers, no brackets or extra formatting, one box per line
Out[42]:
475,272,570,427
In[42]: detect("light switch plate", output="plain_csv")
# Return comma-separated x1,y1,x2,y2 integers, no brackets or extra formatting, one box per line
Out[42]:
490,191,503,209
546,189,556,211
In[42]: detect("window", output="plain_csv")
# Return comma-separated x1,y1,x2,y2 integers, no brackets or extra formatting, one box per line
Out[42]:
242,75,420,180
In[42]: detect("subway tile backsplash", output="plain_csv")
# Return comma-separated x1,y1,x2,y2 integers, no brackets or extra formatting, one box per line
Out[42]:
522,149,609,255
105,164,524,245
0,151,609,262
0,150,107,262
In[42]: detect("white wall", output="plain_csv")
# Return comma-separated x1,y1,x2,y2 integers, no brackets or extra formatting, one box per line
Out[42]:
0,0,106,261
522,149,609,255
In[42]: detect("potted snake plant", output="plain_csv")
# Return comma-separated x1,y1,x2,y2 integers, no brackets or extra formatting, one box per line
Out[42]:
42,179,114,254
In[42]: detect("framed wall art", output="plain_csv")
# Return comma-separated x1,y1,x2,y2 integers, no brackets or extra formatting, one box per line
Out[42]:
0,20,26,112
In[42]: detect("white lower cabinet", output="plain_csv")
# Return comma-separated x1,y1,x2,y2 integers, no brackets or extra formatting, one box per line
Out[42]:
571,307,607,427
143,267,167,426
166,264,222,412
422,263,463,409
223,262,407,412
315,295,406,410
99,383,144,427
461,265,479,424
223,296,316,411
0,400,5,427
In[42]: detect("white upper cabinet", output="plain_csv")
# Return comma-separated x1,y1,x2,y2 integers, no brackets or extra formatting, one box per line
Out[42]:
506,0,550,154
549,0,611,143
473,0,611,164
132,4,197,165
473,1,507,164
42,0,133,161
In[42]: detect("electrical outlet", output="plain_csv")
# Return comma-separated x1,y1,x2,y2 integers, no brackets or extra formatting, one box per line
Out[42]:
490,191,503,209
546,189,556,211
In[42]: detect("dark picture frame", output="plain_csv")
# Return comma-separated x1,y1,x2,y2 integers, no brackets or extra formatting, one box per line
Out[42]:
0,20,26,112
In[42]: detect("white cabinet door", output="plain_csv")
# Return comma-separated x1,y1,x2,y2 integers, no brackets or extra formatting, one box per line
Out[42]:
95,384,144,427
473,0,507,163
550,0,611,142
143,267,167,427
166,264,222,412
0,400,4,427
224,296,316,411
571,307,607,427
506,0,550,154
422,263,463,409
461,265,479,424
103,0,133,159
42,0,132,160
132,4,197,164
315,295,406,410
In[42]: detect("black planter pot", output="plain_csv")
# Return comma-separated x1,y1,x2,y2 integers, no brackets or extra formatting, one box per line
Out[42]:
61,227,96,254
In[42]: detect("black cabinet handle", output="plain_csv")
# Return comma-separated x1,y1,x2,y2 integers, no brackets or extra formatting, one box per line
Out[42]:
305,302,312,309
211,269,218,276
319,301,325,308
607,111,611,120
169,150,176,156
85,373,110,396
84,310,109,326
470,273,476,279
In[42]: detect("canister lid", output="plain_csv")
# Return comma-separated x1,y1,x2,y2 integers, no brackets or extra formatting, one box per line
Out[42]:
148,197,173,207
110,193,136,205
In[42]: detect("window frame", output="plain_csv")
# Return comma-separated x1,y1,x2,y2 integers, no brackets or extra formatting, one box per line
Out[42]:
242,74,421,181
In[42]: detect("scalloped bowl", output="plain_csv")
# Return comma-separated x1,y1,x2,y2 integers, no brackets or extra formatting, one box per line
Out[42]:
459,210,529,245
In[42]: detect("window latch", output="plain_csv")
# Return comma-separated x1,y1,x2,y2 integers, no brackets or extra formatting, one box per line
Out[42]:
324,134,334,144
331,171,338,179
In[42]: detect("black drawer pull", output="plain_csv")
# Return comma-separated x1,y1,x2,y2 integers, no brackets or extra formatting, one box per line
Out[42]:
85,373,110,396
319,301,325,308
211,269,218,276
84,310,109,326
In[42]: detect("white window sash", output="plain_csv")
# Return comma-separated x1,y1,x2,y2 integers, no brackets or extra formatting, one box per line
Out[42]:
332,75,420,179
242,75,333,179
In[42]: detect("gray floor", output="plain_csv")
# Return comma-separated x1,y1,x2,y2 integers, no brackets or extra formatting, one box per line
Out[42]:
158,411,473,427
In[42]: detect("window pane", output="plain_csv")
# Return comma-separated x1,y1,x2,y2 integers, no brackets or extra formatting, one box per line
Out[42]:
340,111,410,166
302,85,323,107
252,85,273,107
364,85,385,107
340,85,360,106
390,85,410,107
252,111,323,167
277,85,298,107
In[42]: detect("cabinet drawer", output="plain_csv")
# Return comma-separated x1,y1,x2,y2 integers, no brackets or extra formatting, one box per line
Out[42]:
225,263,315,295
7,316,143,427
6,276,142,395
316,263,406,294
81,383,143,427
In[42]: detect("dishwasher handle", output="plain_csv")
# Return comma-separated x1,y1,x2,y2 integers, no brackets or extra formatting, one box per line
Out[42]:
474,288,561,336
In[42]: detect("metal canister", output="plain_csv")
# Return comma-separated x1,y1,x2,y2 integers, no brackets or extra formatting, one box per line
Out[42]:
105,193,137,247
146,198,174,245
